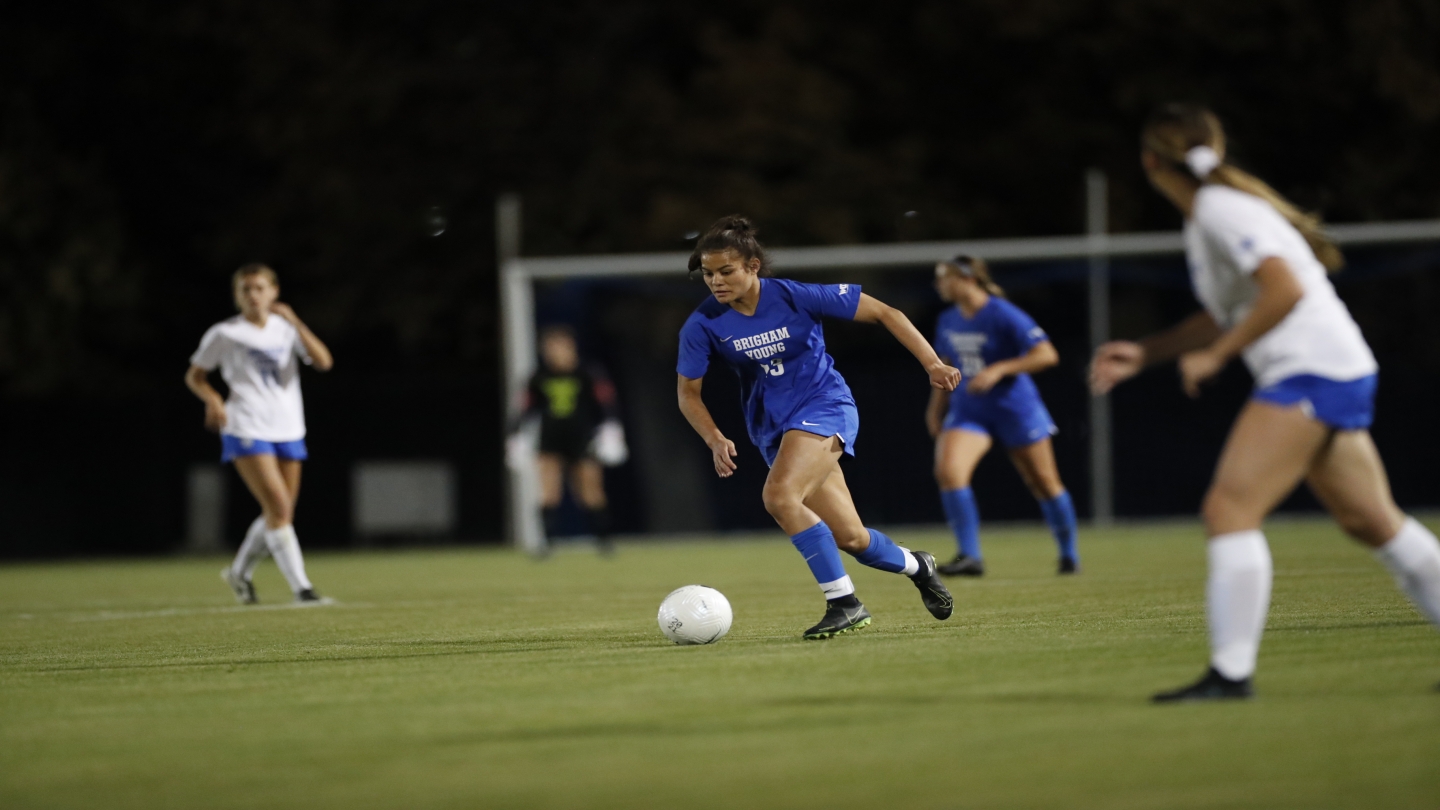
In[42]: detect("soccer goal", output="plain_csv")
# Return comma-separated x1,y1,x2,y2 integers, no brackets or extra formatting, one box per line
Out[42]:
498,186,1440,554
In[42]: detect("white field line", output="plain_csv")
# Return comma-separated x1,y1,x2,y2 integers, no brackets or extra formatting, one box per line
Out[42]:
8,599,357,623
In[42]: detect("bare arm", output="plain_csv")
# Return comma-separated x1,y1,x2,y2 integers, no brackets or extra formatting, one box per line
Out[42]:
1089,312,1219,395
1178,257,1303,397
967,340,1059,395
184,365,228,432
853,293,960,391
925,387,948,439
678,375,738,478
271,303,334,371
1139,311,1223,368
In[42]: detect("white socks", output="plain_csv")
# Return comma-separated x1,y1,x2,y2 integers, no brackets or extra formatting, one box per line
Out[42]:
1373,518,1440,627
899,548,920,577
263,524,313,595
1206,530,1273,681
1202,520,1440,683
819,575,855,600
231,517,270,580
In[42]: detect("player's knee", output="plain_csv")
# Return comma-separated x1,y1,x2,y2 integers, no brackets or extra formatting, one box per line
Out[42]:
1333,508,1396,547
1033,473,1065,501
761,483,802,520
1201,487,1253,535
272,504,294,526
267,491,294,525
1203,484,1238,530
934,463,969,490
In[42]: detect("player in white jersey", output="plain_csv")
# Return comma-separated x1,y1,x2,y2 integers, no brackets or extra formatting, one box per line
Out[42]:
185,263,334,604
1091,104,1440,701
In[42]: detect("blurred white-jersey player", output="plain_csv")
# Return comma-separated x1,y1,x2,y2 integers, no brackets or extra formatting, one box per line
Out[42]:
185,263,335,604
1092,104,1440,702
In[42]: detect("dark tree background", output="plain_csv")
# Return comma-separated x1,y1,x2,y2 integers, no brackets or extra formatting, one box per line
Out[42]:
2,1,1438,555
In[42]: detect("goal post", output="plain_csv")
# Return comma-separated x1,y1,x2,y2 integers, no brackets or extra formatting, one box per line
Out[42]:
498,190,1440,552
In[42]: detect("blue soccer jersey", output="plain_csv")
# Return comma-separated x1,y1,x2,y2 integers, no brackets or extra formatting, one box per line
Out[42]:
935,297,1056,447
678,278,862,461
935,297,1048,403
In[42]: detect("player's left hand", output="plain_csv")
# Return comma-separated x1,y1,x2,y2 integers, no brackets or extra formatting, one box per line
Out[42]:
270,302,298,324
1178,348,1226,398
966,366,1005,395
928,361,961,392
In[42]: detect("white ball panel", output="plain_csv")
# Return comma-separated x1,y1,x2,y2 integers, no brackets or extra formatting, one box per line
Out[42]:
657,585,733,645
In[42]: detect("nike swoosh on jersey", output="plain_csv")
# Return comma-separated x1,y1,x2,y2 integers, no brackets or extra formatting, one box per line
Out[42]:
801,421,819,426
720,335,734,341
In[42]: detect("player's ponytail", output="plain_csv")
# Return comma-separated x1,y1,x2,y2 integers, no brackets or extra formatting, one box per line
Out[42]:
688,215,772,277
940,255,1005,298
1143,104,1343,272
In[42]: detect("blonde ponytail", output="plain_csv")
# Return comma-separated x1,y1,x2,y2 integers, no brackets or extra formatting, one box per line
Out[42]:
1208,165,1344,271
1143,104,1343,272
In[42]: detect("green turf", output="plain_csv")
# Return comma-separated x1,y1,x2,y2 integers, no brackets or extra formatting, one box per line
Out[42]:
2,519,1437,809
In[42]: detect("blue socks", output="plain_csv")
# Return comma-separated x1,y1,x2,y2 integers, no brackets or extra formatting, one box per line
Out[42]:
940,486,1078,566
1040,491,1079,563
791,524,922,598
852,528,919,575
790,523,854,599
941,487,982,560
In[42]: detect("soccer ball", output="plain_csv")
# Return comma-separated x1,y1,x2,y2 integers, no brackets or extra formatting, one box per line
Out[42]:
657,585,733,645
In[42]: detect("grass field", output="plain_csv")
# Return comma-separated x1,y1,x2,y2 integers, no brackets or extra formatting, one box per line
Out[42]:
2,519,1438,810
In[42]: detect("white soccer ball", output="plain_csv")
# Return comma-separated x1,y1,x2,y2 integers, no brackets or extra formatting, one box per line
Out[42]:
657,585,733,645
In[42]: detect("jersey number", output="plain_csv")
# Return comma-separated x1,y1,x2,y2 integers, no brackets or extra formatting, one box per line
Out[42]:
762,358,785,377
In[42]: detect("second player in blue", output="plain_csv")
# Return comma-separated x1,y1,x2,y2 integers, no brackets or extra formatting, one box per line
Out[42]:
927,255,1080,577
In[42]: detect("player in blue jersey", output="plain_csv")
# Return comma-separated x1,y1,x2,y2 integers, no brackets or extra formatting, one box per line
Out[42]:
926,255,1079,577
676,215,961,640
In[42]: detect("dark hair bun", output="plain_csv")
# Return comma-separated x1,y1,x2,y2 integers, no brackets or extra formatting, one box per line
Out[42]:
720,216,752,233
687,214,771,277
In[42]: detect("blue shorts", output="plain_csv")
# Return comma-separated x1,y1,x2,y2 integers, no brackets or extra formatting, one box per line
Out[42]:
221,435,309,463
758,399,860,468
1252,374,1377,430
943,396,1057,449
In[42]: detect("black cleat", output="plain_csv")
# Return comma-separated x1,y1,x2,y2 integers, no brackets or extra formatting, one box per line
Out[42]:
1152,667,1253,703
295,588,325,604
221,567,257,605
909,551,954,620
936,553,985,577
803,599,872,640
1058,557,1079,575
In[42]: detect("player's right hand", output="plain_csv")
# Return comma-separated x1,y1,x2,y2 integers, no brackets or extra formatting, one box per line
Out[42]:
203,398,228,432
1089,341,1145,395
928,361,962,392
708,436,738,478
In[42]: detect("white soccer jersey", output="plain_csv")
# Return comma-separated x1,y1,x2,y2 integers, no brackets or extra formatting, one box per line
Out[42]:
190,315,312,442
1185,185,1377,388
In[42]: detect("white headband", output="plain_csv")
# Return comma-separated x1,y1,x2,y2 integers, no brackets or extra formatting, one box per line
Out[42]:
1185,145,1222,179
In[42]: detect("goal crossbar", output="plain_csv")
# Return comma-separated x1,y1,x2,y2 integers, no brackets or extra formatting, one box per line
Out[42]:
512,219,1440,279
